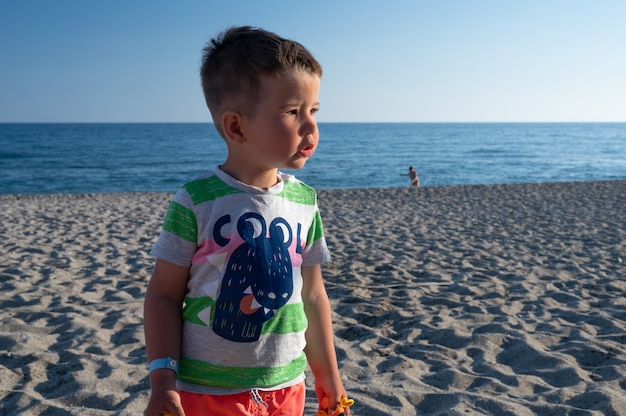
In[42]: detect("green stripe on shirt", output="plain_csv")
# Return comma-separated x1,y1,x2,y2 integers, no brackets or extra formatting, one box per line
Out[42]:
178,353,307,389
163,201,197,243
183,296,215,326
183,297,307,335
278,180,316,205
307,209,325,244
184,175,243,205
261,302,308,334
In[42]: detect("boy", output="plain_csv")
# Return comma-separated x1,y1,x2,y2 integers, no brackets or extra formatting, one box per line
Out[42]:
144,26,349,415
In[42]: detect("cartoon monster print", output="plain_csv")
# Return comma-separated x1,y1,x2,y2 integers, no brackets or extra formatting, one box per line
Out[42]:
213,212,294,342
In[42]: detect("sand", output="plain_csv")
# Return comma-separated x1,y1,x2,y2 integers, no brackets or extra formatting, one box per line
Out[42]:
1,181,625,415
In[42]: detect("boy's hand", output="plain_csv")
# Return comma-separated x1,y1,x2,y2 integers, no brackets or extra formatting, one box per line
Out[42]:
314,378,351,416
145,370,186,416
316,396,354,416
145,389,185,416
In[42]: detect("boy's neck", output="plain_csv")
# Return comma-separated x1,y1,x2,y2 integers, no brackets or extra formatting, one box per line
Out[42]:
219,163,280,189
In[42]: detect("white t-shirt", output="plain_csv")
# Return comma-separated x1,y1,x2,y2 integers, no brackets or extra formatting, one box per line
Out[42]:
151,167,330,394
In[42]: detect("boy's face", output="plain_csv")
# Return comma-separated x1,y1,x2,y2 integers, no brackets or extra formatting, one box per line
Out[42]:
239,69,320,174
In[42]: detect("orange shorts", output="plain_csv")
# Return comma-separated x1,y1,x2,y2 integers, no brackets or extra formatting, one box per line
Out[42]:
179,382,306,416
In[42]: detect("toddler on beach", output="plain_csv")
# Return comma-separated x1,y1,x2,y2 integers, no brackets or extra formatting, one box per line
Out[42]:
143,26,349,416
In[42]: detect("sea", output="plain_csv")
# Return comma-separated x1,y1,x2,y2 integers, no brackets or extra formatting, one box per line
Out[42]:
1,123,625,195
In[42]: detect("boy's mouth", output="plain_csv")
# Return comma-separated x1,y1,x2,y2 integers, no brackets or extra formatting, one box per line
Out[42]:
298,145,314,157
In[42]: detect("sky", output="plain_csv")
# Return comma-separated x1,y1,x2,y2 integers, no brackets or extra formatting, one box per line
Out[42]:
1,1,625,123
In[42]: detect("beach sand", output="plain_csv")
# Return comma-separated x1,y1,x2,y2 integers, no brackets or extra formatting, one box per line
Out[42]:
1,181,625,415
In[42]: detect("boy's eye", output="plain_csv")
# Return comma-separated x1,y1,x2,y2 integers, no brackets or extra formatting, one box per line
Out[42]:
285,107,318,116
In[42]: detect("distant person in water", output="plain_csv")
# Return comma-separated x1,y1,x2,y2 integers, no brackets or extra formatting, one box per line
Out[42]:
401,166,420,188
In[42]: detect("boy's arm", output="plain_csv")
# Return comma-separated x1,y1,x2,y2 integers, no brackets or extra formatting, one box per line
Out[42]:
302,264,349,415
144,258,190,416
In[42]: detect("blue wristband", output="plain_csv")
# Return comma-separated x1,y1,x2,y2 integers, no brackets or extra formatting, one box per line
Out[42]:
148,357,179,375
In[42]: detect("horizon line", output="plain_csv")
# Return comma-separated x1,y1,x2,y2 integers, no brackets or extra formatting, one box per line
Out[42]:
2,120,626,124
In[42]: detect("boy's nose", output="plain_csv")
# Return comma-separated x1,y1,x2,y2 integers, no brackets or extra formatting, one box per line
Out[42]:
300,117,317,138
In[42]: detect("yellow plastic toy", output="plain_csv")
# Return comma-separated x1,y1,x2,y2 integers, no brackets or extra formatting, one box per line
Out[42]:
316,396,355,416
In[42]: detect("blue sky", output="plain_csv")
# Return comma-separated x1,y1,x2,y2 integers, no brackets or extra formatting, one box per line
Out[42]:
1,1,625,122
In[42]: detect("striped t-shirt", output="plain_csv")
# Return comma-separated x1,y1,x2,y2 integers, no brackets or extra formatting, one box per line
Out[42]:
151,167,330,394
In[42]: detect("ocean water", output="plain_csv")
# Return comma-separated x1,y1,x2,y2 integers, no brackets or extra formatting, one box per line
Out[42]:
1,123,625,194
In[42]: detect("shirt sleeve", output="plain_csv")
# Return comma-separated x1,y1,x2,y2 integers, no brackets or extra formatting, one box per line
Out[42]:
300,203,331,267
150,189,198,267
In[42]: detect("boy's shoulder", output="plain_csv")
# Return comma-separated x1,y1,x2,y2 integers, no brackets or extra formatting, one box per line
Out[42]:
278,173,318,206
174,169,319,207
178,168,243,206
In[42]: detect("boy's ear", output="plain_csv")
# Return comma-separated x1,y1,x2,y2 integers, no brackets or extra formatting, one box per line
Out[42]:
221,111,246,144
